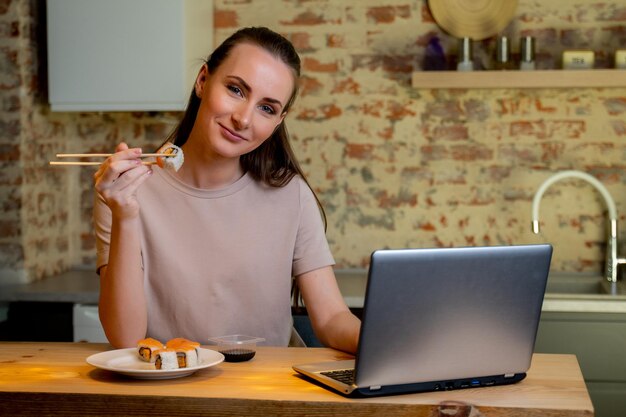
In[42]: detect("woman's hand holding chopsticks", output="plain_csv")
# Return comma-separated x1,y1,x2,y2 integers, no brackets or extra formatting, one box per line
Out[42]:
93,143,153,220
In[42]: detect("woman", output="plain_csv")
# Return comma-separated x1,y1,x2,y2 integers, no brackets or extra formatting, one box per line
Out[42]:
93,27,360,353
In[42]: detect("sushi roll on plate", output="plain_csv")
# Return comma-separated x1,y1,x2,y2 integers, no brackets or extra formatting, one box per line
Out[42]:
166,338,200,349
174,344,199,368
137,337,165,363
166,338,200,368
154,348,179,370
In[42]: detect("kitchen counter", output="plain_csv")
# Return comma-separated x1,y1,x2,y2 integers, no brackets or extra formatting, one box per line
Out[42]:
336,269,626,313
0,268,99,304
0,342,593,416
3,268,626,313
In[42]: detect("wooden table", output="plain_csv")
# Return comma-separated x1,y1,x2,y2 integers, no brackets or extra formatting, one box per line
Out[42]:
0,342,593,416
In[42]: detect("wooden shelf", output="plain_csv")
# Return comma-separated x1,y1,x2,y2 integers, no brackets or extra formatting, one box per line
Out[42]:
411,69,626,89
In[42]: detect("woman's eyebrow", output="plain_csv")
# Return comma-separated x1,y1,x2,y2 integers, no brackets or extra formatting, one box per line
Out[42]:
227,75,284,109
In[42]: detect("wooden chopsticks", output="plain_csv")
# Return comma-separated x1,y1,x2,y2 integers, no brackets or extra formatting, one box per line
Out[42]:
55,153,174,158
50,153,174,167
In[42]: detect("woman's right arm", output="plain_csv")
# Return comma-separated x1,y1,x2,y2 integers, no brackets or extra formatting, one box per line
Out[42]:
94,143,153,348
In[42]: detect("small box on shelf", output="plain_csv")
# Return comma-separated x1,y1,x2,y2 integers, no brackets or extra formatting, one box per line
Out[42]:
616,51,626,69
562,50,595,70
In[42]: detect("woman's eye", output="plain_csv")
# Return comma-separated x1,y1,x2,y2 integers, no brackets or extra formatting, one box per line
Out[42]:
259,104,276,115
227,85,243,96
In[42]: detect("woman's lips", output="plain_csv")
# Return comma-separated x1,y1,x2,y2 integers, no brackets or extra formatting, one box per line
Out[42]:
219,124,247,142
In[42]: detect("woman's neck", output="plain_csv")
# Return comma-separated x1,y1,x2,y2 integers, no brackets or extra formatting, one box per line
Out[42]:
175,140,245,190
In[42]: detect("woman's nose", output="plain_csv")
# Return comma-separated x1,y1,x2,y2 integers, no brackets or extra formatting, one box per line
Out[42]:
232,103,253,130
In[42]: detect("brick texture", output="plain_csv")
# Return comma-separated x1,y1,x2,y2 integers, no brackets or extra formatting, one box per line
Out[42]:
1,0,626,283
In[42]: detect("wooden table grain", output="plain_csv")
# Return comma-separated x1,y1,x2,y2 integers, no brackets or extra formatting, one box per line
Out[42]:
0,342,593,416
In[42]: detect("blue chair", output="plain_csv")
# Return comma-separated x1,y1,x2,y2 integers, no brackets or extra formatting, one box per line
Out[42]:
292,308,323,347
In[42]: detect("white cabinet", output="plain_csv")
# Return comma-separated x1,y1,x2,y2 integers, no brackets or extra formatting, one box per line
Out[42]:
46,0,213,111
73,304,107,343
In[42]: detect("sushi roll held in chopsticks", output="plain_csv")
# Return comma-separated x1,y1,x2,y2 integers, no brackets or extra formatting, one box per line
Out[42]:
137,337,165,363
156,142,184,172
51,144,183,169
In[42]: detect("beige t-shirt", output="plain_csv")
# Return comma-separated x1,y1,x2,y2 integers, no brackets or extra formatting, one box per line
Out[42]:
94,168,334,346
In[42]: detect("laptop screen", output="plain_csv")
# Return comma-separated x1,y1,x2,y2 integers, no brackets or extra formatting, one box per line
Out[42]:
354,244,552,389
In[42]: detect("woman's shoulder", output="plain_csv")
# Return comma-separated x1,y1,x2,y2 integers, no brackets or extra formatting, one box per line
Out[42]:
282,175,318,206
253,174,317,207
256,173,307,192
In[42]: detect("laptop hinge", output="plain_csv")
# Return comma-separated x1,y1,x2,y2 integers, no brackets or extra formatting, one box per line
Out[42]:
369,385,382,391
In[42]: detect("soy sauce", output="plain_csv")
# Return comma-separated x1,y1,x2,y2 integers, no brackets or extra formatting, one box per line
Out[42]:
220,349,256,362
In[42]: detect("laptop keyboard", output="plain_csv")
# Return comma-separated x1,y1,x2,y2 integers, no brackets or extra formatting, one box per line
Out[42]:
321,369,355,385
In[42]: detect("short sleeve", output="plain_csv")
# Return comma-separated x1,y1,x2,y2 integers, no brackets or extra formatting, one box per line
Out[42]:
291,179,335,276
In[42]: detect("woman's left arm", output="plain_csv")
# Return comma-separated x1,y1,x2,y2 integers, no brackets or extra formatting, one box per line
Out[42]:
296,265,361,354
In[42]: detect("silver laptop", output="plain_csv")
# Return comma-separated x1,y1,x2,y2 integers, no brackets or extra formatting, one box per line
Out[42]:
293,244,553,397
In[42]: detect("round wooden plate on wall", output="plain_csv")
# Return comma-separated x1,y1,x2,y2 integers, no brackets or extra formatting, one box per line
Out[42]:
428,0,518,40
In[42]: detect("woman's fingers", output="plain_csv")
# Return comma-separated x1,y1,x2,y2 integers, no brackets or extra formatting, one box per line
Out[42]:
93,143,135,177
109,164,151,192
102,166,151,202
115,142,130,153
97,164,152,219
93,142,154,219
96,163,151,196
95,147,143,187
121,166,153,196
95,159,142,193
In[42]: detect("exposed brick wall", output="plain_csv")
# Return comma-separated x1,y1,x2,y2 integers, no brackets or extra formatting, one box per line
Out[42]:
1,0,626,283
0,0,179,283
213,0,626,273
0,0,27,283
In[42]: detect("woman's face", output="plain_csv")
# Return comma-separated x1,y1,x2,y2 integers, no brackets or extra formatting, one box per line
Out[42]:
191,42,295,160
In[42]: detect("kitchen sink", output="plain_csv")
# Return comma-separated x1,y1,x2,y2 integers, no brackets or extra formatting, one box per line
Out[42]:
545,272,626,297
545,274,605,295
335,269,626,308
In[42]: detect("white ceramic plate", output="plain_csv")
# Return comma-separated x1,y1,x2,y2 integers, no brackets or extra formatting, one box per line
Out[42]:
86,347,224,380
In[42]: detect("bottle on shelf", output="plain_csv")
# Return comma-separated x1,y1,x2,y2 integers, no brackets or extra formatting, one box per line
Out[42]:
520,36,536,70
457,37,473,71
422,36,448,71
494,36,514,70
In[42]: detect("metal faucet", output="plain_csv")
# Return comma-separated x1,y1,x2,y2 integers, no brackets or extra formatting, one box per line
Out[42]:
531,170,625,283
